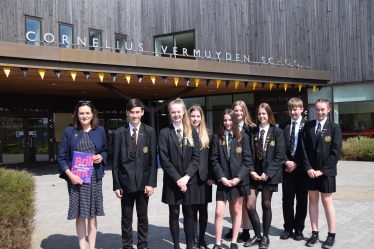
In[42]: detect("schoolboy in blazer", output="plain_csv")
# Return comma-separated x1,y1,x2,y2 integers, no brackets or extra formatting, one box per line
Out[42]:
301,98,342,249
112,99,157,249
278,98,308,241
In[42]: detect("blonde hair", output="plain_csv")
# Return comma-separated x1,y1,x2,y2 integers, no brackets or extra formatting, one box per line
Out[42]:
287,98,304,109
168,98,194,146
232,100,256,128
188,105,210,149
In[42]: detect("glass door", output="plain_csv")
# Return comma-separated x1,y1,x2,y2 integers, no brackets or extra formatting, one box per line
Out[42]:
28,118,49,163
0,117,25,165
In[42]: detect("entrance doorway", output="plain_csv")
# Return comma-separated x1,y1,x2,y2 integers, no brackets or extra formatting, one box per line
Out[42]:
0,115,53,166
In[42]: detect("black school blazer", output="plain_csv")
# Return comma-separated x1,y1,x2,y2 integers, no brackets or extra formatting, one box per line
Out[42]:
249,125,286,184
158,124,200,185
196,128,213,182
279,118,306,172
210,133,253,186
301,119,342,176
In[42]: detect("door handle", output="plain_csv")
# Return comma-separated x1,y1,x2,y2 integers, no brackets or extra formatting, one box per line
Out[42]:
29,137,33,147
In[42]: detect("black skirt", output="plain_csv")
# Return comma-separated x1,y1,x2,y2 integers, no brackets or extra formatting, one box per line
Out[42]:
195,176,213,204
216,184,251,201
306,175,336,193
250,181,278,192
162,182,200,205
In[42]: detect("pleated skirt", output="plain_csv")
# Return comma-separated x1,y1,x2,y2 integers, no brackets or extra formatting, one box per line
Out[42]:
216,184,251,201
306,175,336,193
67,166,105,220
195,177,213,204
162,182,200,205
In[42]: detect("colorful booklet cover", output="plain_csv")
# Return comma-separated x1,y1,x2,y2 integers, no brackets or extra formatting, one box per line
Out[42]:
71,151,94,184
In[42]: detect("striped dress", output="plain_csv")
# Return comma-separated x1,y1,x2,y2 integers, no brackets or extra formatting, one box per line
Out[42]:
67,131,105,220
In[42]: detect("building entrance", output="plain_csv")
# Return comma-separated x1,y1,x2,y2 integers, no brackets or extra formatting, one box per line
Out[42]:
0,115,53,166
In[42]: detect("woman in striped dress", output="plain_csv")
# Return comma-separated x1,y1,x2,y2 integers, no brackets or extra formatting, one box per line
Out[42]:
58,100,108,249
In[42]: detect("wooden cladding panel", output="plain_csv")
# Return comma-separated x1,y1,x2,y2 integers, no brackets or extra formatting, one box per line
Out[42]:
0,0,372,84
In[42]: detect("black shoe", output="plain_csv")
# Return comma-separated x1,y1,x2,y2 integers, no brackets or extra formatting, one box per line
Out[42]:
237,230,251,243
198,238,208,249
212,244,222,249
192,238,199,249
224,229,233,239
230,243,239,249
305,233,319,247
243,236,261,247
322,235,335,249
293,230,304,241
259,236,269,249
279,230,293,240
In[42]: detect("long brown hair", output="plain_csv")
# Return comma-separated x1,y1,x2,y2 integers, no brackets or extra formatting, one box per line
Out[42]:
168,98,194,146
188,105,210,149
232,100,256,128
219,108,242,146
72,100,99,130
256,102,276,127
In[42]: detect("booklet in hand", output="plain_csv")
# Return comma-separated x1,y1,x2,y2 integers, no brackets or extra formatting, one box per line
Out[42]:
71,151,94,184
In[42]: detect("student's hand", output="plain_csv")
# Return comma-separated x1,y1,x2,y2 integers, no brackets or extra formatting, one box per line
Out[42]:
229,177,241,186
207,180,215,186
177,174,191,189
220,177,232,187
314,170,323,177
260,173,269,181
114,189,123,199
144,186,154,197
92,154,103,164
285,161,297,173
307,169,317,178
180,185,187,193
66,170,83,185
250,172,261,181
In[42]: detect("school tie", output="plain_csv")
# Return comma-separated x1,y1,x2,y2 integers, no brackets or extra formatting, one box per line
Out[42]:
228,132,233,158
315,122,322,145
258,129,265,160
289,121,297,154
177,128,183,148
132,128,137,151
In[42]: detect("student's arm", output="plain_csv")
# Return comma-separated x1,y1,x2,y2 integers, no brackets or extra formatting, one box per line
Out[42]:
236,134,253,180
158,129,182,182
320,124,342,176
210,134,225,181
264,129,286,179
112,128,123,197
146,127,158,187
184,129,200,177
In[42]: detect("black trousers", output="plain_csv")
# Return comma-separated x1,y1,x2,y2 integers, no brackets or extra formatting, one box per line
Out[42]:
121,190,149,249
282,170,308,232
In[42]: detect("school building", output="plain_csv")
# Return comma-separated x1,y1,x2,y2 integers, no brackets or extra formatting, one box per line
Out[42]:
0,0,373,166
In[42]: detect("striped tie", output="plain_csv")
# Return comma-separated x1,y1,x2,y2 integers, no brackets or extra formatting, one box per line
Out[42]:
258,129,265,160
315,122,321,145
132,127,137,151
228,132,233,158
177,128,183,148
289,121,297,154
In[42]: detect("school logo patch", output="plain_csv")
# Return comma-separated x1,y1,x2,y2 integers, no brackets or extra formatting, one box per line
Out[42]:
270,141,276,146
324,136,331,142
143,146,149,153
236,147,242,153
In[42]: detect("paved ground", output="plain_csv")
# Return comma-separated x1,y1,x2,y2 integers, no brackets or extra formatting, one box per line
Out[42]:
29,161,374,249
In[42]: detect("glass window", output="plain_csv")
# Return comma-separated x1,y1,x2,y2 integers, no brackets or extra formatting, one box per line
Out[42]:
115,34,127,53
233,93,254,107
59,24,73,48
181,97,205,109
307,87,332,104
154,31,194,59
333,84,374,102
26,17,41,46
334,101,374,132
89,29,101,51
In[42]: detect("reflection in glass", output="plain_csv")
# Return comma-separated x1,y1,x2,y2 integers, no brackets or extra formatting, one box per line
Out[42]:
115,35,127,53
1,118,24,164
59,24,73,48
26,18,41,46
89,29,101,51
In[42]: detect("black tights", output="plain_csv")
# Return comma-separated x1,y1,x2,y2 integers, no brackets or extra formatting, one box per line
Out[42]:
246,189,273,238
169,204,194,249
193,203,208,240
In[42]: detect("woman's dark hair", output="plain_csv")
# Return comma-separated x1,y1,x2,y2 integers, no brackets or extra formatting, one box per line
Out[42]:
72,100,99,130
219,108,242,146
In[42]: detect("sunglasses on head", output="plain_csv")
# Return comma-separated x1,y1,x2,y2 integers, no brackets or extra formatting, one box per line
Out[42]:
79,100,91,103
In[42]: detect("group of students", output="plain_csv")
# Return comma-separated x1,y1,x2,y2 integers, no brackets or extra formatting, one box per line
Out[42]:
58,97,342,249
